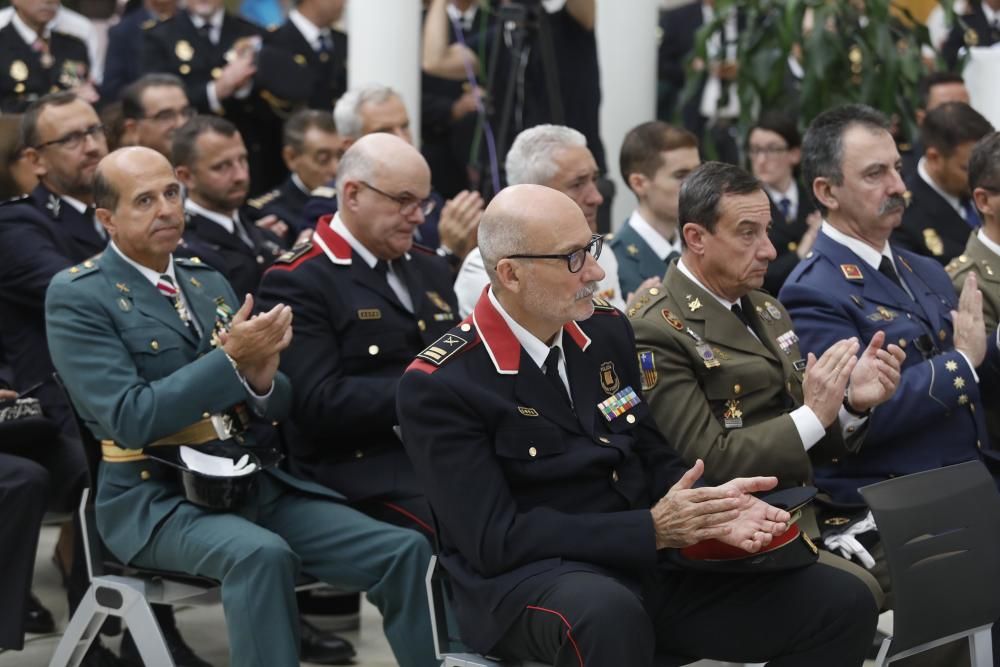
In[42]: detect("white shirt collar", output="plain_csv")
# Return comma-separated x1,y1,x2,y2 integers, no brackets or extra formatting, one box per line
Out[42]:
288,8,325,51
978,228,1000,257
917,156,963,216
982,2,999,26
445,3,478,29
60,195,88,215
11,10,48,44
331,212,377,268
676,256,738,310
487,286,564,371
190,8,224,34
109,240,176,286
627,209,680,261
764,181,798,216
820,220,894,271
291,173,311,196
185,199,236,234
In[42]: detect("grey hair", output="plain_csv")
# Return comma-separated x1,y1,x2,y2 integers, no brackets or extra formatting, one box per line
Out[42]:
333,83,399,139
335,140,377,200
505,124,586,185
478,209,526,284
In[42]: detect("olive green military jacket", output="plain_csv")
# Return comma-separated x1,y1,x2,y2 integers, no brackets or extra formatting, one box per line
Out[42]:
947,232,1000,448
629,263,862,487
45,248,340,564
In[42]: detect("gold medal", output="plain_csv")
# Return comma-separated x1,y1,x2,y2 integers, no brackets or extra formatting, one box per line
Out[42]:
175,40,194,62
9,59,27,82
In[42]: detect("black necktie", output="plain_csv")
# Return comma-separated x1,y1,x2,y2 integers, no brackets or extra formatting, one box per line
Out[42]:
665,250,680,266
731,302,753,330
544,347,571,405
878,256,903,290
318,31,333,54
196,22,213,44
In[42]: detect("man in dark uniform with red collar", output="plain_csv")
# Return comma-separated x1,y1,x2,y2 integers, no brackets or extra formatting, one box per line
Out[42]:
257,132,458,537
396,183,878,666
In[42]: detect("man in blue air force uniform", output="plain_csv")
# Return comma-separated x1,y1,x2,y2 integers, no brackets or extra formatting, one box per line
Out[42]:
44,146,436,667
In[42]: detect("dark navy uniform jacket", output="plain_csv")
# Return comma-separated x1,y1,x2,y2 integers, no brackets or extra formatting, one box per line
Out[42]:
100,7,155,101
892,172,974,266
180,208,285,298
262,20,347,112
763,181,817,296
0,185,106,433
244,175,311,241
0,24,89,113
256,215,458,504
779,230,999,502
396,291,688,653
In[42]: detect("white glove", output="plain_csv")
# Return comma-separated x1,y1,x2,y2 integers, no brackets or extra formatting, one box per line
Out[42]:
822,511,878,569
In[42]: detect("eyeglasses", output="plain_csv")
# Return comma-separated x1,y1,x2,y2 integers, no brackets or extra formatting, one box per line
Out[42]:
142,106,197,124
747,145,789,158
359,181,436,216
506,234,604,273
34,123,106,151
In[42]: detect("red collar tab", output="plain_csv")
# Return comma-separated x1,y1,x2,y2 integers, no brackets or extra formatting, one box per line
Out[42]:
313,216,352,265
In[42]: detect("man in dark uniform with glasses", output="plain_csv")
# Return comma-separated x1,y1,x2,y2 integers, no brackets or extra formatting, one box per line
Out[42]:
118,73,196,159
256,132,459,538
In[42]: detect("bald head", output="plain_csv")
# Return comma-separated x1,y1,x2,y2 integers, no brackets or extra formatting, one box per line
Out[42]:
93,146,184,272
337,132,433,260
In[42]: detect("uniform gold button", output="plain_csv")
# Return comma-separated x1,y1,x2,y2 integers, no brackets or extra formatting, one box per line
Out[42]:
611,469,619,482
202,412,210,419
150,340,159,350
598,436,610,444
847,426,855,433
898,338,907,348
648,287,660,296
528,446,537,457
211,67,222,79
418,320,426,331
788,241,798,252
272,421,279,426
733,384,742,394
831,458,839,464
354,450,364,459
140,470,151,481
368,344,379,355
626,414,636,424
179,64,191,75
460,323,472,332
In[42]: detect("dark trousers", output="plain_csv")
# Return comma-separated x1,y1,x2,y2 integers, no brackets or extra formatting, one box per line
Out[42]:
491,561,878,667
0,454,48,650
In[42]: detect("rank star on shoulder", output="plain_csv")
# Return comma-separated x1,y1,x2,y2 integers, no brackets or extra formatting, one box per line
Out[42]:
953,377,966,390
945,360,958,373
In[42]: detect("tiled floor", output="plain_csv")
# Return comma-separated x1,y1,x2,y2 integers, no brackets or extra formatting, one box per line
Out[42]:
1,526,891,666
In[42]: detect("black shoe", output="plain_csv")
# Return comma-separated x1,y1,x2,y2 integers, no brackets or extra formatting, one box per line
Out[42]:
300,617,356,665
120,624,212,667
80,640,130,667
24,592,56,634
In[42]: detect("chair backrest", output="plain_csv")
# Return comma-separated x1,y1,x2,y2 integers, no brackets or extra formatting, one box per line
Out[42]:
860,461,1000,657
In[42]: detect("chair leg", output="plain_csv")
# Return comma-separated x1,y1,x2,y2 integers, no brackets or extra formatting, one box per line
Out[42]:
873,634,893,666
969,626,993,667
117,586,175,667
47,585,107,667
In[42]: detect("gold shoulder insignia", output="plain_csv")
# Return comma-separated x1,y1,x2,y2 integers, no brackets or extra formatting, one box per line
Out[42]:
310,185,337,199
176,256,209,268
68,261,100,280
248,189,280,210
592,297,616,312
416,329,472,366
141,18,157,29
275,240,314,264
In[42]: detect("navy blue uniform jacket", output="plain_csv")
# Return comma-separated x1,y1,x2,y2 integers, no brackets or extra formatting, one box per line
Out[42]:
397,291,688,652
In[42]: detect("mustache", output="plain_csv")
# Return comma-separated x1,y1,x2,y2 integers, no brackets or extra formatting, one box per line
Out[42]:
879,195,907,215
575,282,600,300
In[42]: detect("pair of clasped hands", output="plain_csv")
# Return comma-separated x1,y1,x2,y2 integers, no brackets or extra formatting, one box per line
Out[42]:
218,294,293,395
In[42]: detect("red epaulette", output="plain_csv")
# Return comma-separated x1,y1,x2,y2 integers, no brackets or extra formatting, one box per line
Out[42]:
406,321,480,373
266,240,322,272
410,242,435,255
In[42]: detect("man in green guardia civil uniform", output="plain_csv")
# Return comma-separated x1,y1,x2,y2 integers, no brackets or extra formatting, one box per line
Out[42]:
44,146,437,667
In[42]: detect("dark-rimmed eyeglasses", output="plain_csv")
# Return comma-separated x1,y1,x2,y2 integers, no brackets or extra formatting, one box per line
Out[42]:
142,106,197,124
747,145,789,158
506,234,604,273
34,124,105,151
359,181,436,217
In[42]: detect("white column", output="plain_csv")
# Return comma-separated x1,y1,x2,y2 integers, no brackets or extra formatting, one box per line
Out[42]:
596,0,660,230
345,0,422,147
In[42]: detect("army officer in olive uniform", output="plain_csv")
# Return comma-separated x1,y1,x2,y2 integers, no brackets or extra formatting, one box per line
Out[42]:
256,133,459,537
0,0,93,113
45,146,436,667
631,163,904,488
947,131,1000,452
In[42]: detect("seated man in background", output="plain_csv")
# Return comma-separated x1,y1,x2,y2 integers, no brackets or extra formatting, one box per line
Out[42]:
892,102,993,264
454,124,626,315
118,73,195,160
398,183,878,666
612,120,700,296
45,146,437,667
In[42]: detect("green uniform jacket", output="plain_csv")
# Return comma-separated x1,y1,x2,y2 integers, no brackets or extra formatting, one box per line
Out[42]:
45,248,340,564
629,263,863,487
946,233,1000,449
